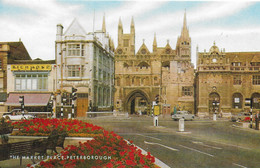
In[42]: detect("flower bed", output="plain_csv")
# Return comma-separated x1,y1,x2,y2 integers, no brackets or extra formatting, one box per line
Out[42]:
11,118,103,137
29,130,158,168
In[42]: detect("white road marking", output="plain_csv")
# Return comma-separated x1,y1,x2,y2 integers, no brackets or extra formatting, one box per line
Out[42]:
136,134,162,141
192,141,222,149
144,141,179,151
233,163,247,168
179,144,214,157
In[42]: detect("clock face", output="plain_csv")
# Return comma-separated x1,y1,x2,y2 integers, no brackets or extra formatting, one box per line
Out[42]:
212,58,217,63
166,49,170,54
117,49,122,54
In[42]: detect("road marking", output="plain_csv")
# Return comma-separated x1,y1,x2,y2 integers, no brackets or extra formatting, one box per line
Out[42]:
179,144,214,157
233,163,247,168
136,134,162,141
192,141,222,149
144,141,179,151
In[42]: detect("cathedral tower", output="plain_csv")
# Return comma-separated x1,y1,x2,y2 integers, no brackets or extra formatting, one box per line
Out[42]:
176,10,191,58
116,17,135,55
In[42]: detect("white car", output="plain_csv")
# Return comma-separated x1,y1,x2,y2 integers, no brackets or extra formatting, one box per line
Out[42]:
3,109,35,121
172,111,195,121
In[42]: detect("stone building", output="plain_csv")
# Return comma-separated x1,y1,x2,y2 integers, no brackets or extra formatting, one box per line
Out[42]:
114,12,195,115
55,17,115,117
0,41,31,112
196,42,260,117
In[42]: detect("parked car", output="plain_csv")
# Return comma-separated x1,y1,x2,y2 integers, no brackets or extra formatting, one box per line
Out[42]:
231,112,251,122
3,109,35,121
172,111,195,121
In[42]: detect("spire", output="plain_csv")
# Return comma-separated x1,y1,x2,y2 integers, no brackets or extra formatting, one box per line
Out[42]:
181,9,189,39
118,17,123,28
130,16,135,35
131,16,134,27
102,14,106,33
153,33,157,47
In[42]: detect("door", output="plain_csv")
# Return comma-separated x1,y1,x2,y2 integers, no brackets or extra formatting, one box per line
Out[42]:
77,93,88,117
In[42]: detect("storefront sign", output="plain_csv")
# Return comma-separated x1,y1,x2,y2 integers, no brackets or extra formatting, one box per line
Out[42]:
11,64,52,71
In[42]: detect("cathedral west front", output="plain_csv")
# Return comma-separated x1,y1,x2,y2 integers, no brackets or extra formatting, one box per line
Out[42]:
114,12,195,115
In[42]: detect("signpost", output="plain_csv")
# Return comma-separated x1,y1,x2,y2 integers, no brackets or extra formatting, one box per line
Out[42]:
153,105,160,126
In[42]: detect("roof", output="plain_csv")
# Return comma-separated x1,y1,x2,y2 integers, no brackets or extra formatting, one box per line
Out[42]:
4,42,32,63
10,59,56,64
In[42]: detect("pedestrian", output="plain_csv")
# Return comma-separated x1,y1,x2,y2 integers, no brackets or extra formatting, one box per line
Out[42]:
255,111,259,130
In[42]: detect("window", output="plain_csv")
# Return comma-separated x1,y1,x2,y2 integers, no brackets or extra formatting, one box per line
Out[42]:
15,73,48,91
253,75,260,85
123,39,129,47
67,65,80,77
232,62,241,66
182,86,193,96
68,44,84,56
0,59,2,69
233,75,242,85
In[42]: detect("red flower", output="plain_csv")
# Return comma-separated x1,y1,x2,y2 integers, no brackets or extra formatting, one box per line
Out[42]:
126,160,136,166
106,163,113,168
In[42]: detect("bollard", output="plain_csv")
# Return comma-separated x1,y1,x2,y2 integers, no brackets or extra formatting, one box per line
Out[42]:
179,118,184,132
213,113,217,121
68,113,71,119
154,116,159,126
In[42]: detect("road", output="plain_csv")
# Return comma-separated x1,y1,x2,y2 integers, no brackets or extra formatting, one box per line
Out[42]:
87,115,260,168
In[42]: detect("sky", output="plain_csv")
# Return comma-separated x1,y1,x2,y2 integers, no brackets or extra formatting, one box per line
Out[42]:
1,0,260,65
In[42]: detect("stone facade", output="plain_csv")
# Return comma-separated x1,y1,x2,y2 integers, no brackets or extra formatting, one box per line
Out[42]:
196,42,260,117
55,17,115,116
114,13,195,115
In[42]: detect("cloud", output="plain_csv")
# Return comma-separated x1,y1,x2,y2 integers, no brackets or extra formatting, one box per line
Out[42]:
0,0,258,65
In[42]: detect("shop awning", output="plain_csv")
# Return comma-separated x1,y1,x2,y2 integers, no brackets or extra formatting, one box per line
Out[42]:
5,93,51,106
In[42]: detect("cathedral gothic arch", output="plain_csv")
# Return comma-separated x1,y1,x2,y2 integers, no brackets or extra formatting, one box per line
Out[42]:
123,90,151,114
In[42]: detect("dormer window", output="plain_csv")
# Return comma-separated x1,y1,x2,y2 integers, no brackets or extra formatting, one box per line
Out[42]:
251,62,260,66
232,62,241,66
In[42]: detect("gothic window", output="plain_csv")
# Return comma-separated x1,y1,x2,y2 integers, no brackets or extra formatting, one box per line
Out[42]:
251,62,260,66
162,61,170,69
252,75,260,85
123,39,129,47
117,49,123,54
182,86,193,96
233,75,242,85
138,62,149,69
123,62,129,68
232,93,243,109
252,93,260,109
232,62,241,66
0,59,2,69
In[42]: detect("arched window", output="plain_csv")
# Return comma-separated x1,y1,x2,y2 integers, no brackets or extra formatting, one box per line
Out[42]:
252,93,260,109
232,93,243,109
209,92,220,113
162,61,170,69
138,62,149,69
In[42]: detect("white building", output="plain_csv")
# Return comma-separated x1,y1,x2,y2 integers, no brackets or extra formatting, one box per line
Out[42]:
55,17,115,117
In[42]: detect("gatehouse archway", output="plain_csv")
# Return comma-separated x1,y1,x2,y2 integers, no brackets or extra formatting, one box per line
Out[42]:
124,90,150,115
